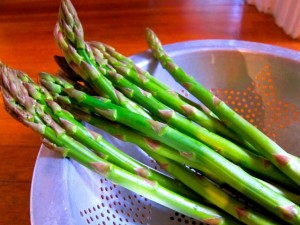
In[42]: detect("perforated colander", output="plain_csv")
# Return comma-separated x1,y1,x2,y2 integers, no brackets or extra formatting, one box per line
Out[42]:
30,40,300,225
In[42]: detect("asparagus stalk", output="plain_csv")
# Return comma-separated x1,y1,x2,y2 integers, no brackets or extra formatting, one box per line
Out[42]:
68,105,295,224
89,41,245,144
257,179,300,205
0,71,237,225
54,49,295,187
146,28,300,187
62,103,300,206
91,41,264,158
60,101,220,181
43,78,300,224
14,68,197,200
49,100,198,199
54,4,283,186
54,0,150,119
146,154,281,225
37,72,284,224
69,105,300,204
55,45,258,156
90,41,207,109
81,53,295,187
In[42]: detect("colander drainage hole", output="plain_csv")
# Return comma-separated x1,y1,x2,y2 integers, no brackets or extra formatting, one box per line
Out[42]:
170,212,205,225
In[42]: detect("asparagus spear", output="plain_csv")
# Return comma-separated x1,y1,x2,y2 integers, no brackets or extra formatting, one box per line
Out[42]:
54,0,150,119
79,52,295,187
58,100,220,181
43,77,300,224
68,104,295,224
37,71,284,224
41,65,294,186
68,105,300,205
146,154,281,225
91,41,265,158
0,70,237,225
55,0,283,187
89,41,245,144
49,100,199,199
10,67,198,200
90,41,206,109
146,28,300,187
55,47,258,156
52,50,295,187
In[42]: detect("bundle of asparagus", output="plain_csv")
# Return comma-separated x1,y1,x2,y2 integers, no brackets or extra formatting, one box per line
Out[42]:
0,63,242,225
0,0,300,224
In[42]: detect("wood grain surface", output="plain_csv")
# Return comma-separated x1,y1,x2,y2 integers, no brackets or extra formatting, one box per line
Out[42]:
0,0,299,224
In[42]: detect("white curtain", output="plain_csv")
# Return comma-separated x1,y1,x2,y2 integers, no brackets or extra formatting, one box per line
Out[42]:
246,0,300,39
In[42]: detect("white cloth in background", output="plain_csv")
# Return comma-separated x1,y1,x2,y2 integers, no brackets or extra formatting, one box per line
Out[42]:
246,0,300,39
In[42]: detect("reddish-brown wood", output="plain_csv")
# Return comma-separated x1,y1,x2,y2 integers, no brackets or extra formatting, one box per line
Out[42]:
0,0,299,224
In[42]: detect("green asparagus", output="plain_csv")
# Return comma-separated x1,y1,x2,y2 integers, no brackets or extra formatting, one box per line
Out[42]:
0,62,240,225
146,28,300,187
89,41,245,144
65,105,291,225
69,105,300,205
55,0,150,118
42,77,300,224
95,57,296,187
20,69,198,199
53,47,295,187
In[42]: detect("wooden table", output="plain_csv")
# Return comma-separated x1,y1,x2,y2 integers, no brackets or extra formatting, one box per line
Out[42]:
0,0,299,224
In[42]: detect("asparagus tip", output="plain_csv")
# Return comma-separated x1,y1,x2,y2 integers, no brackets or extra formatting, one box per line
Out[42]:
64,87,85,102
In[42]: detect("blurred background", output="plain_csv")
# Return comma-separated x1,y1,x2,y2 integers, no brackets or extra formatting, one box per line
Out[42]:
0,0,299,76
0,0,299,224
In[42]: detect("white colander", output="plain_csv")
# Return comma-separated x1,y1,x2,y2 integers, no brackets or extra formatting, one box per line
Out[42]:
30,40,300,225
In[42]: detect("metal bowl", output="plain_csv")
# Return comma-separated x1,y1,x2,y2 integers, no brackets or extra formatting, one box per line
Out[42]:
30,40,300,225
